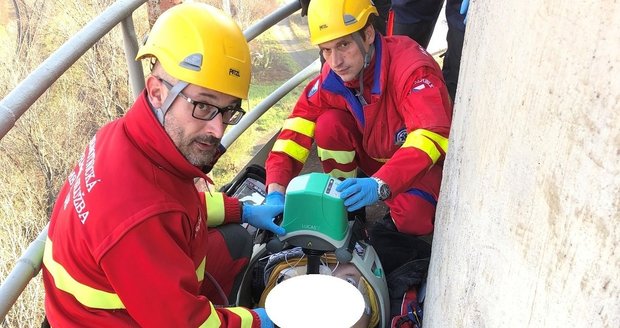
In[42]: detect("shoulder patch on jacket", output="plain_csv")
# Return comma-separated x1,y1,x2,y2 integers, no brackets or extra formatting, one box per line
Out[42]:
410,78,434,94
307,80,319,98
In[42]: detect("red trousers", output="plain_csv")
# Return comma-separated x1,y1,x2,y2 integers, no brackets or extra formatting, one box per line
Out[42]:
201,224,252,305
315,109,439,236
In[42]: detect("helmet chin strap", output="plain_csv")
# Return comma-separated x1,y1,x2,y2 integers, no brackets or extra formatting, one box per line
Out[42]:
352,32,374,106
154,81,189,125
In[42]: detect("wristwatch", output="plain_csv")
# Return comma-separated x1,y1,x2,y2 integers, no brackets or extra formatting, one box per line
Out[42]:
371,177,391,201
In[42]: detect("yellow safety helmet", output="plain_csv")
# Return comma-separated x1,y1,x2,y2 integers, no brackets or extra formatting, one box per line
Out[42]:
307,0,378,45
136,3,251,99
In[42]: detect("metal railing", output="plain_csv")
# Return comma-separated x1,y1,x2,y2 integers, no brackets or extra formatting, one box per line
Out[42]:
0,0,318,321
0,0,147,141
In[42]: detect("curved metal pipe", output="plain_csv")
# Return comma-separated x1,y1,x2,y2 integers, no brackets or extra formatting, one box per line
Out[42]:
0,0,147,141
222,59,321,148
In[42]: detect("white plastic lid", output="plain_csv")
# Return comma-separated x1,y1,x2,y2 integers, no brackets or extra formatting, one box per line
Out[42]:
265,274,365,328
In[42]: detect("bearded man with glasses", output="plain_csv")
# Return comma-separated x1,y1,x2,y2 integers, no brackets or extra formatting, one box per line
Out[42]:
156,76,246,167
41,3,282,328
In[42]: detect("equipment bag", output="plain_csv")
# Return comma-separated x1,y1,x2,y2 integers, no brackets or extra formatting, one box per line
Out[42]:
390,286,424,328
387,258,429,328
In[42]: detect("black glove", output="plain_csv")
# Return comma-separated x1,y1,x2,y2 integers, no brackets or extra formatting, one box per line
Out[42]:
299,0,311,16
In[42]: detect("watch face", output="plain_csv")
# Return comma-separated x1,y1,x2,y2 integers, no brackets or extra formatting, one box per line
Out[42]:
372,177,391,201
378,184,390,200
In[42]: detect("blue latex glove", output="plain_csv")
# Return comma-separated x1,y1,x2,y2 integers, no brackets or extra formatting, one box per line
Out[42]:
265,191,284,207
253,308,274,328
336,178,379,212
461,0,470,24
242,203,286,235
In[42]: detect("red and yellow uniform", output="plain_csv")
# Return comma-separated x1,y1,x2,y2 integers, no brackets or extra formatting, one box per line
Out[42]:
266,34,452,235
42,92,261,327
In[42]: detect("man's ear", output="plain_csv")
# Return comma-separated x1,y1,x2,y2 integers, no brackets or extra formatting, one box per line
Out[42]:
366,25,375,45
145,75,165,108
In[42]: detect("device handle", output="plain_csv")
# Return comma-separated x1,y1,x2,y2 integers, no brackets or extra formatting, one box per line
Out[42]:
335,217,366,262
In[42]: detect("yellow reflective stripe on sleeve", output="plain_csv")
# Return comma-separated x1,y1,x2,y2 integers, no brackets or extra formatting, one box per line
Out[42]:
199,302,222,328
402,130,443,163
326,168,357,179
415,129,449,153
227,307,255,328
272,139,310,163
205,192,225,227
317,146,356,165
282,117,316,137
43,238,125,309
196,257,206,282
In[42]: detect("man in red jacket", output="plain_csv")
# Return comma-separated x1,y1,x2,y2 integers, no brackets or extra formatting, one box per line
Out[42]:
41,3,283,327
265,0,452,266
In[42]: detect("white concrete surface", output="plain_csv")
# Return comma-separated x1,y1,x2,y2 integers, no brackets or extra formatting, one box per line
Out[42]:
425,0,620,327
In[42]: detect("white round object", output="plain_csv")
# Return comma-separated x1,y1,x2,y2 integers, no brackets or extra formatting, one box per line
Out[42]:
265,274,365,328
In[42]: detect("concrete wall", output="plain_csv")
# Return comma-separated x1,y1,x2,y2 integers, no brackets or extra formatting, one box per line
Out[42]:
0,0,9,26
425,1,619,327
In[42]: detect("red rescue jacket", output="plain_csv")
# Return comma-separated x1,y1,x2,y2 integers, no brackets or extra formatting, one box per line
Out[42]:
266,34,452,196
42,91,261,327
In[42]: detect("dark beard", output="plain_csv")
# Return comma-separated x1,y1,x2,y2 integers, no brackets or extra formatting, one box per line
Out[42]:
188,135,221,167
194,134,221,147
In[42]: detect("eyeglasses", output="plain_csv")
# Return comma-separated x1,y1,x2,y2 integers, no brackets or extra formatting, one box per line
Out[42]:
159,78,246,125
